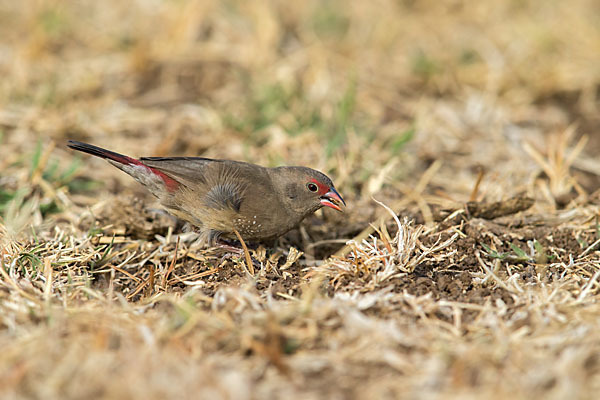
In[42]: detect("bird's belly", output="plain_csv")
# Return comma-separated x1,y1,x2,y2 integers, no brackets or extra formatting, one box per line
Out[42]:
232,215,271,239
233,212,302,240
167,199,297,241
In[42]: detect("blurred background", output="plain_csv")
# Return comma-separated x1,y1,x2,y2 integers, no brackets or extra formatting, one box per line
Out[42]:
3,2,600,398
1,0,600,237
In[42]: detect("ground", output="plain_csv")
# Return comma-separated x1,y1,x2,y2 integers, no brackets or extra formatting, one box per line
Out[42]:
1,1,600,399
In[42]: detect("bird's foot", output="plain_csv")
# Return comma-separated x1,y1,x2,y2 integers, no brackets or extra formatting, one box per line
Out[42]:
216,242,244,254
215,240,262,275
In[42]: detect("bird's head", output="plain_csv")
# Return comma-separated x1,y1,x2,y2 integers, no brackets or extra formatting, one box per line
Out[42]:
273,167,346,215
304,176,346,212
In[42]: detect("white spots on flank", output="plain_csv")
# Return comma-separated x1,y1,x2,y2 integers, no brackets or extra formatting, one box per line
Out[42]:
233,214,266,237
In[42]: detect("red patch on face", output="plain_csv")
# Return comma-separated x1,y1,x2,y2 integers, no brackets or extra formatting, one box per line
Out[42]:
309,178,329,195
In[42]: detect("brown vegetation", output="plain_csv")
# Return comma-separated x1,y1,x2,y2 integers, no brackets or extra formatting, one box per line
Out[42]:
2,0,600,398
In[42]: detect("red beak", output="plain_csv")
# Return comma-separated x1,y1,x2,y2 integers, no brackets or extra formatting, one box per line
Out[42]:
320,187,346,212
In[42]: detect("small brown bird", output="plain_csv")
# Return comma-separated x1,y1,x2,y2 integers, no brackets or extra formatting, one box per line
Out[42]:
68,140,345,244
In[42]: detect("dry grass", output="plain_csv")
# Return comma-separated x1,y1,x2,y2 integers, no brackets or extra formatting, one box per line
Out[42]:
2,0,600,398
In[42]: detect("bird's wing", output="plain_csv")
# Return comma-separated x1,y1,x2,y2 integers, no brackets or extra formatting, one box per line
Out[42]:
146,157,266,212
140,157,221,185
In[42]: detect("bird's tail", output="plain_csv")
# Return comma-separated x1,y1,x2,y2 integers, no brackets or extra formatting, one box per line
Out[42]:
67,140,180,192
67,140,138,165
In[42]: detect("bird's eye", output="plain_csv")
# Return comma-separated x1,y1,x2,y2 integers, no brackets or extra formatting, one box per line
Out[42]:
307,182,319,192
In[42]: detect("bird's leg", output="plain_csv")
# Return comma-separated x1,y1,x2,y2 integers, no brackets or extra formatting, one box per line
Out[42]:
213,240,244,269
216,237,262,251
213,237,262,276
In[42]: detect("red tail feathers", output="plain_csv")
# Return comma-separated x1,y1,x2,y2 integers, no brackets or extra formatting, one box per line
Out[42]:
67,141,179,191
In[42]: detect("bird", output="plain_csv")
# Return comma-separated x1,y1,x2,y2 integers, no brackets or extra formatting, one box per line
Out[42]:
67,140,346,245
